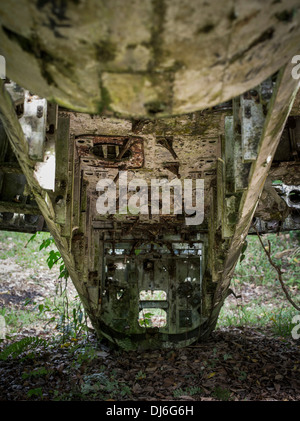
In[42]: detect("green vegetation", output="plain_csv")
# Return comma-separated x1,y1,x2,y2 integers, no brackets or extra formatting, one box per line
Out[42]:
212,386,231,401
0,336,48,361
0,231,88,343
1,230,299,342
173,386,202,398
234,232,299,287
80,370,132,399
217,231,300,337
0,230,299,401
0,306,38,333
0,231,54,268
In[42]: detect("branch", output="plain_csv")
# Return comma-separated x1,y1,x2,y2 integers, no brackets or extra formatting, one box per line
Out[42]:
252,225,300,311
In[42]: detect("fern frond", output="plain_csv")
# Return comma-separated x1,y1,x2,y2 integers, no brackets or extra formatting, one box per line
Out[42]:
0,336,48,360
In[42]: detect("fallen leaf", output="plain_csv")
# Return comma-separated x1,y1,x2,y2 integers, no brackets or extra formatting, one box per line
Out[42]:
274,383,281,393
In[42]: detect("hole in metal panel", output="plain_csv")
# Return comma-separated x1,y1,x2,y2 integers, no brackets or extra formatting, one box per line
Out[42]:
91,144,131,160
139,290,167,300
288,190,300,204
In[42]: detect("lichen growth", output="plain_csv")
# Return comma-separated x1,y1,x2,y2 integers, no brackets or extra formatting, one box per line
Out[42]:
96,40,117,63
97,84,112,114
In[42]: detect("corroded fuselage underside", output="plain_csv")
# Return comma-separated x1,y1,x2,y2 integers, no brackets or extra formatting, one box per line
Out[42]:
0,0,300,350
0,71,299,349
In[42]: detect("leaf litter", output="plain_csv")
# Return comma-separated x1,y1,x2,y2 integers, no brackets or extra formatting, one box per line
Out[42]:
0,235,299,401
0,324,299,401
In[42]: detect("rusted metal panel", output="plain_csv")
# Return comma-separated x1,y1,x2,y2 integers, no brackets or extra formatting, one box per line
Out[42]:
76,135,144,169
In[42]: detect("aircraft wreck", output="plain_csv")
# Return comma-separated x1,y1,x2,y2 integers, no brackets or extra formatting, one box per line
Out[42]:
0,0,299,349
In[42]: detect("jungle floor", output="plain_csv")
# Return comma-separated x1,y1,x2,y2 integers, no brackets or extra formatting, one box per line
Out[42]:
0,231,299,402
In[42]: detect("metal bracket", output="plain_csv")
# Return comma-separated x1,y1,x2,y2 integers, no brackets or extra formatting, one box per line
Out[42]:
19,91,47,161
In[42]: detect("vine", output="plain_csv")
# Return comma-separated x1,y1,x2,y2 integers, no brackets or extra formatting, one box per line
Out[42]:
252,225,300,311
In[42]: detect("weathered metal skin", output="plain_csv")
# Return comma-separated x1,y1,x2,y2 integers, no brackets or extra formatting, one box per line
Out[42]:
1,72,299,349
0,2,300,349
0,1,300,116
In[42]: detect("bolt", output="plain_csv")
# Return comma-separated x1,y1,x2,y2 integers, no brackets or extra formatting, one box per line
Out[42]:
36,105,43,118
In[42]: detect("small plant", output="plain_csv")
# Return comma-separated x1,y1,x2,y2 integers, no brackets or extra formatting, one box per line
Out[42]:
223,353,232,361
71,344,97,368
22,367,49,379
139,310,154,327
0,336,48,361
135,370,146,380
81,372,107,395
80,371,132,399
35,234,69,279
238,370,248,381
213,386,231,401
27,233,90,343
173,386,202,397
269,307,299,337
27,232,68,279
173,388,184,397
27,388,43,399
187,386,202,396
